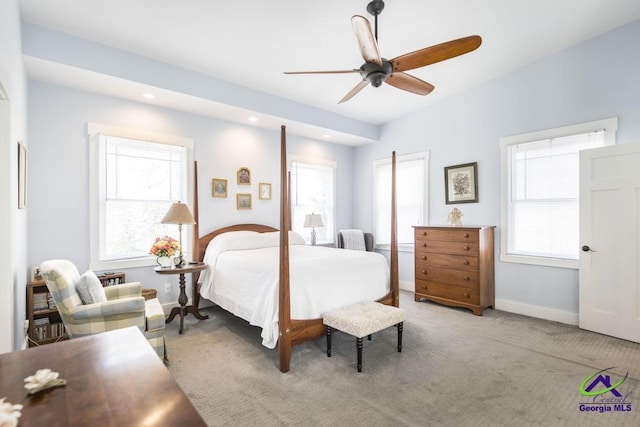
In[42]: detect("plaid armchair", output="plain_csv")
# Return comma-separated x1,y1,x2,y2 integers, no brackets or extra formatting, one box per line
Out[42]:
40,259,166,360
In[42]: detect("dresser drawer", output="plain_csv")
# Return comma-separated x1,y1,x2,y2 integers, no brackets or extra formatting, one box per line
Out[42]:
415,279,479,305
415,252,479,270
414,228,478,243
415,239,479,256
415,266,479,287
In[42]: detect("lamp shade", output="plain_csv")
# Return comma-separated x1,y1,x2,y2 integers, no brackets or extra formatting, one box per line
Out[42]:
303,213,323,228
161,202,196,225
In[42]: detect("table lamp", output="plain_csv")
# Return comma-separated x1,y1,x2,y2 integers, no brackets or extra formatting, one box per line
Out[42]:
304,213,323,246
161,201,196,266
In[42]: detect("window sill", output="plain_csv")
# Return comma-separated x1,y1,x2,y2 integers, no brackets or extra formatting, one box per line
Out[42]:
499,253,578,269
374,244,414,254
90,257,157,271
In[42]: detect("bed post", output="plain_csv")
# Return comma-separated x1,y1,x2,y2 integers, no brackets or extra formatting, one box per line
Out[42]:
390,151,399,307
192,161,203,309
278,125,292,373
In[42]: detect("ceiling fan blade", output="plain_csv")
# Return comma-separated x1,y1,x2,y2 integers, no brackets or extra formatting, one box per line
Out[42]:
391,35,482,72
338,80,369,104
386,72,435,96
284,69,361,75
351,15,382,66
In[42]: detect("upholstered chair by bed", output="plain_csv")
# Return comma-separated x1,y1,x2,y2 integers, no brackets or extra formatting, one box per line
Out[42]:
39,259,166,360
337,230,375,252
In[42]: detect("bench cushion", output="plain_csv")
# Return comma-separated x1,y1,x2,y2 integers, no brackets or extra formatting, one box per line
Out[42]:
323,301,406,338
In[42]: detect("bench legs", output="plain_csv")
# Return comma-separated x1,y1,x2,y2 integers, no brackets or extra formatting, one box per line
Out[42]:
325,322,404,372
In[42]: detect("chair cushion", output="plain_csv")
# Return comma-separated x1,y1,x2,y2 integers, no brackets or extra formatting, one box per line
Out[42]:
76,271,107,305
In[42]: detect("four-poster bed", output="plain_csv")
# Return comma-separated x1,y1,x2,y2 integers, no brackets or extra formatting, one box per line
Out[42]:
192,126,399,373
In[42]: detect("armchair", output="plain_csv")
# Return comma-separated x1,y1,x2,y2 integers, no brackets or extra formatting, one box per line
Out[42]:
39,260,166,360
337,230,375,252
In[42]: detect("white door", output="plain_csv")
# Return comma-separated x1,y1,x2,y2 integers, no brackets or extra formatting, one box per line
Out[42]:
579,143,640,343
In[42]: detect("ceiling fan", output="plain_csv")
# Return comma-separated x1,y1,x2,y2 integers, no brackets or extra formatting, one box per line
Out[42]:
284,0,482,103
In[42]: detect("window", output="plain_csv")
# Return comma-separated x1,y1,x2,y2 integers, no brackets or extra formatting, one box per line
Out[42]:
500,118,617,268
374,152,429,248
89,123,193,270
289,157,336,245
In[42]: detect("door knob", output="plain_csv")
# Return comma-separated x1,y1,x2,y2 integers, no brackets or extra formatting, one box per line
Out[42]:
581,245,595,252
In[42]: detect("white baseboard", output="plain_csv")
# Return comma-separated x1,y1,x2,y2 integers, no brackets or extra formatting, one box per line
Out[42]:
495,298,578,326
399,280,412,292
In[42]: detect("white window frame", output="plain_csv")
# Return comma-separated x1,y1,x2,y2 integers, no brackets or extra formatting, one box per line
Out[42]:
288,155,337,245
500,118,617,268
374,151,430,252
88,123,194,270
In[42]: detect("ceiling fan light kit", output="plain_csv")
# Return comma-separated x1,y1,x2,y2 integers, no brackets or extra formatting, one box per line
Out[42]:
284,0,482,103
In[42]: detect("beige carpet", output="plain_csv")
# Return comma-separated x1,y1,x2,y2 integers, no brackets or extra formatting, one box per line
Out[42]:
165,291,640,426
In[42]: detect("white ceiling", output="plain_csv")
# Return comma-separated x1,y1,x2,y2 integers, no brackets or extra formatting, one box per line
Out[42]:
19,0,640,140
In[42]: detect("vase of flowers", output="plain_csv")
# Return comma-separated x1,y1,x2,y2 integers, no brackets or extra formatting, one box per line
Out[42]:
150,236,181,268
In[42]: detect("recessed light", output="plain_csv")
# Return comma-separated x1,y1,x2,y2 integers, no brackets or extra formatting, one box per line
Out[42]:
142,93,156,99
248,116,258,122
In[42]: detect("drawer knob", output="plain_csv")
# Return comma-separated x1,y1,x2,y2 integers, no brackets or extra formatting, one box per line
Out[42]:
463,233,469,238
422,231,427,236
464,246,470,251
464,292,470,298
421,270,427,275
423,243,427,247
463,276,470,281
422,285,428,290
463,260,470,265
421,256,427,260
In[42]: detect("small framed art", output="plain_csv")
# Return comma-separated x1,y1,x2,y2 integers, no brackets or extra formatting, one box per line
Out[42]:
212,178,227,198
444,162,478,204
236,193,252,210
237,167,251,185
259,182,271,200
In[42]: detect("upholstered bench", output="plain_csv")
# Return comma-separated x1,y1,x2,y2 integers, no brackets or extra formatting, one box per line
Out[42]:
323,301,405,372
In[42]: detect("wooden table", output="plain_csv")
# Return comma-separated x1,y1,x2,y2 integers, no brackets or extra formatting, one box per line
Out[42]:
0,327,206,426
154,263,208,334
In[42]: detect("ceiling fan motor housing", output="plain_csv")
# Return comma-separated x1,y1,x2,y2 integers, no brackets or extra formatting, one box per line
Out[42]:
360,60,392,87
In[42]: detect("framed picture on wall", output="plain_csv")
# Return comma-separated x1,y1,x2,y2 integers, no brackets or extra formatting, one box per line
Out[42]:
236,193,252,210
259,182,271,200
444,162,478,204
212,178,227,198
237,167,251,185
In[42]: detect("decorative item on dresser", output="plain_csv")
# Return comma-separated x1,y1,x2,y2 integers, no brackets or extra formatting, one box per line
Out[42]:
413,226,495,316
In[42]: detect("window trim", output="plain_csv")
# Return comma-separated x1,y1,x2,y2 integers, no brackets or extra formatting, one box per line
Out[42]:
499,117,617,269
373,151,430,252
88,123,194,270
288,154,337,245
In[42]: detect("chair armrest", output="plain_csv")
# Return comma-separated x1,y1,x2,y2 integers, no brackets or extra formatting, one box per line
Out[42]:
364,233,375,252
105,282,142,300
69,297,145,320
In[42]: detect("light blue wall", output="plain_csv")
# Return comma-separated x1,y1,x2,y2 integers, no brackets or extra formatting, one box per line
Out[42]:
24,16,640,326
353,19,640,321
27,81,354,305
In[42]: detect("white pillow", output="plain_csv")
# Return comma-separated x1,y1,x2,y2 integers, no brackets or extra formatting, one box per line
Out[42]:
76,270,107,305
262,231,306,246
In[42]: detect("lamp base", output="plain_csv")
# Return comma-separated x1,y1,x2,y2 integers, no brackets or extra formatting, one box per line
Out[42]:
311,228,317,246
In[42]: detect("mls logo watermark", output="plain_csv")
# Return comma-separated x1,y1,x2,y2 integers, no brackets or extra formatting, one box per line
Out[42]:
579,367,633,413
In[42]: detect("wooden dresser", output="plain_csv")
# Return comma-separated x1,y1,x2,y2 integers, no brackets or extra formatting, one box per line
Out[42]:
414,226,495,315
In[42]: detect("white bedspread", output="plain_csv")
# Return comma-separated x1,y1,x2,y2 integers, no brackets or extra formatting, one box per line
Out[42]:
199,231,390,348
